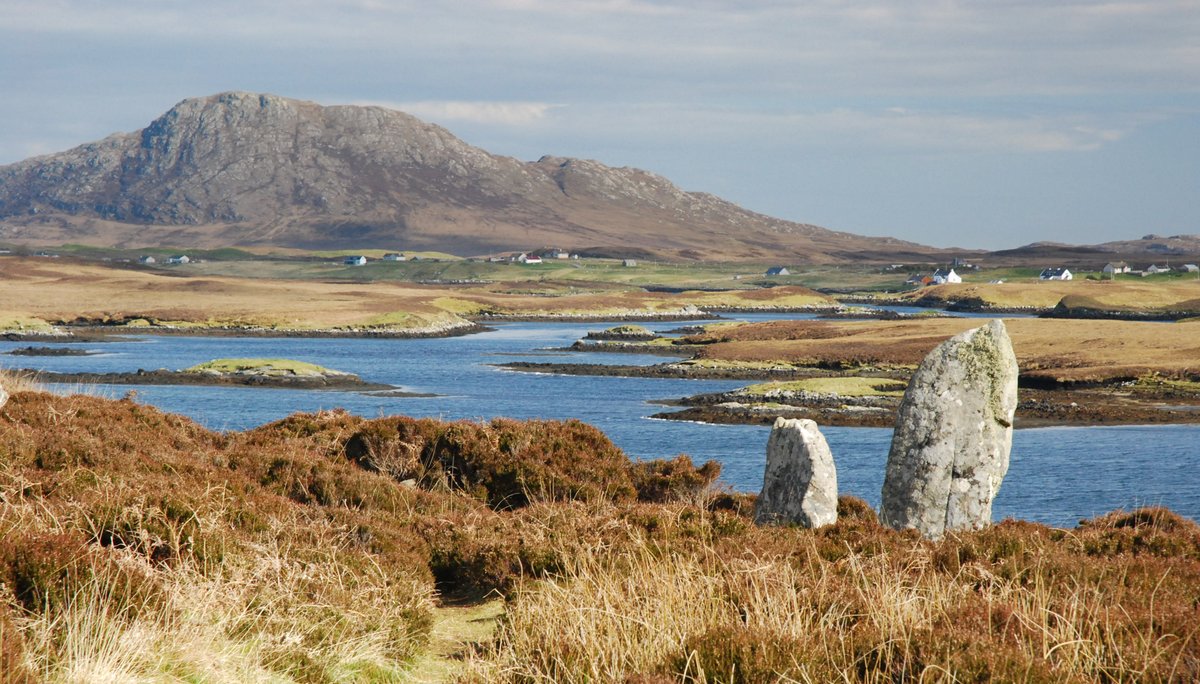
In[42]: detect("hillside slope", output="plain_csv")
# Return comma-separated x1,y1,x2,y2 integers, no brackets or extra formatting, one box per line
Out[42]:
0,92,932,261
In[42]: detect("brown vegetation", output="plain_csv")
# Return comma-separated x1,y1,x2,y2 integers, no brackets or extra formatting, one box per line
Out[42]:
1,382,1198,681
895,280,1200,314
0,259,834,333
685,317,1200,384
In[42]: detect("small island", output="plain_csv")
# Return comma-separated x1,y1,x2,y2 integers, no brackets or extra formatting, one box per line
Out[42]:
583,324,659,341
18,357,394,391
6,345,96,356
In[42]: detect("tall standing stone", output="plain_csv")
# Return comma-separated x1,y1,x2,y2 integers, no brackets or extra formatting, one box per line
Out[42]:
0,385,7,410
755,417,838,528
880,319,1018,539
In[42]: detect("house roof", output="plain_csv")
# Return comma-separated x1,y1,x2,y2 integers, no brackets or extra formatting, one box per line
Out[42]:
1040,267,1070,277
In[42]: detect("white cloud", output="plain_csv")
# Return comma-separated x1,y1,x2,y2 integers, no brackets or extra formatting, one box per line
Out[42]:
351,100,563,126
546,103,1143,154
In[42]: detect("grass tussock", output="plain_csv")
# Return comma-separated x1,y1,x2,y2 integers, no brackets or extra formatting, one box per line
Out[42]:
1,388,1198,682
0,389,721,680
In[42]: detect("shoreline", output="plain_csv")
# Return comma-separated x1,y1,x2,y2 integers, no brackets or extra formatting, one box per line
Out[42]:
18,368,397,392
498,361,1200,429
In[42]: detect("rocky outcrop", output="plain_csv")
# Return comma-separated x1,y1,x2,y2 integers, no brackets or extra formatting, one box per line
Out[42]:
754,417,838,528
880,320,1018,539
0,92,935,261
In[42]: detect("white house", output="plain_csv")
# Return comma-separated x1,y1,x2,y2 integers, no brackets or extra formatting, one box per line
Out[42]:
931,268,961,284
517,253,543,265
1145,264,1171,275
382,252,406,261
138,255,156,264
1179,264,1200,273
166,255,190,265
765,266,790,276
1039,267,1072,281
343,255,367,266
622,259,638,268
1102,261,1130,276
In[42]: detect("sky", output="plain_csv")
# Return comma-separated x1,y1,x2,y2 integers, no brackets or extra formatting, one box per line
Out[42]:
0,0,1197,250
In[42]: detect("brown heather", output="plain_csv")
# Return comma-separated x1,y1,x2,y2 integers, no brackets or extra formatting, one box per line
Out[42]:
0,380,1198,681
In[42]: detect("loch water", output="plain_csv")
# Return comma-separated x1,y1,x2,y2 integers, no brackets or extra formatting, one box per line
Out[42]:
3,312,1197,527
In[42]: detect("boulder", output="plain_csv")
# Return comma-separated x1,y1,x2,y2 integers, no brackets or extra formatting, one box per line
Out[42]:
754,417,838,528
880,319,1018,539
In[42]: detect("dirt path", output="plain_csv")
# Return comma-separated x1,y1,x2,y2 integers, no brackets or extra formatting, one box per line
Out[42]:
404,599,504,683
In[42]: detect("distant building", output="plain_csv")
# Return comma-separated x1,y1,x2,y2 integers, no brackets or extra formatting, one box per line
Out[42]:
543,248,570,260
1179,264,1200,273
1145,264,1170,275
622,259,638,268
382,253,406,261
343,255,367,266
1039,267,1072,281
166,255,190,265
517,253,543,265
1102,261,1130,276
138,255,157,264
931,268,962,284
765,266,791,276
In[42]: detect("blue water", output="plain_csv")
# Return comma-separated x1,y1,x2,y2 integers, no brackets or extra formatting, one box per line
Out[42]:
2,315,1196,527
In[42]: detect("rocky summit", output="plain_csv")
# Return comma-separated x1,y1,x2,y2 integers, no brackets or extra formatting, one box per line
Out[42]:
0,92,932,260
880,319,1019,540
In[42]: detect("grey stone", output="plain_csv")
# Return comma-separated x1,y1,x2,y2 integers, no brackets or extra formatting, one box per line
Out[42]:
0,385,7,410
754,417,838,528
881,319,1018,539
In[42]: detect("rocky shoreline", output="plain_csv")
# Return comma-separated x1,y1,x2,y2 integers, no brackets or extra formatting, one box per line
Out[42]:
21,367,396,392
653,385,1200,428
1,321,493,341
495,361,809,380
497,359,1200,428
6,345,96,356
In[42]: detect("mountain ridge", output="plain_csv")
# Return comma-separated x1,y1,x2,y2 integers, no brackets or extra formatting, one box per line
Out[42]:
0,92,934,261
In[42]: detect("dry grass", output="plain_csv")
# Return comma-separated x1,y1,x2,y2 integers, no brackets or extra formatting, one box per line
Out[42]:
891,280,1200,312
0,259,836,332
686,317,1200,383
2,388,1198,682
0,369,42,395
464,507,1200,683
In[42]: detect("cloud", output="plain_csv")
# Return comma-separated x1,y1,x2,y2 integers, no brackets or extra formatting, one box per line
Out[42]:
352,100,563,126
543,103,1142,154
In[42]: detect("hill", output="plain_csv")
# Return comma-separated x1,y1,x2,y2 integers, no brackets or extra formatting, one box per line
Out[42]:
0,92,933,262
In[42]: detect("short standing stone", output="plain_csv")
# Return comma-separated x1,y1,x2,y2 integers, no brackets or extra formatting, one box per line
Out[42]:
754,417,838,528
880,319,1018,539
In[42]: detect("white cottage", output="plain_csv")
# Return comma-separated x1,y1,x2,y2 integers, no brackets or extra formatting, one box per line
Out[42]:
931,268,961,284
1039,267,1072,281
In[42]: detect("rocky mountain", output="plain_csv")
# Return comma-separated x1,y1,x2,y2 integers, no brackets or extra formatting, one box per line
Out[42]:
0,92,933,261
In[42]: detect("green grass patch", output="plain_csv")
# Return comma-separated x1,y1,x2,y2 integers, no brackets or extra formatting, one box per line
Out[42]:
740,377,907,397
0,315,56,332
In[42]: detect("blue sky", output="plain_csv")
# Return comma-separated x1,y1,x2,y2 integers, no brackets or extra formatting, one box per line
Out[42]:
1,0,1197,249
